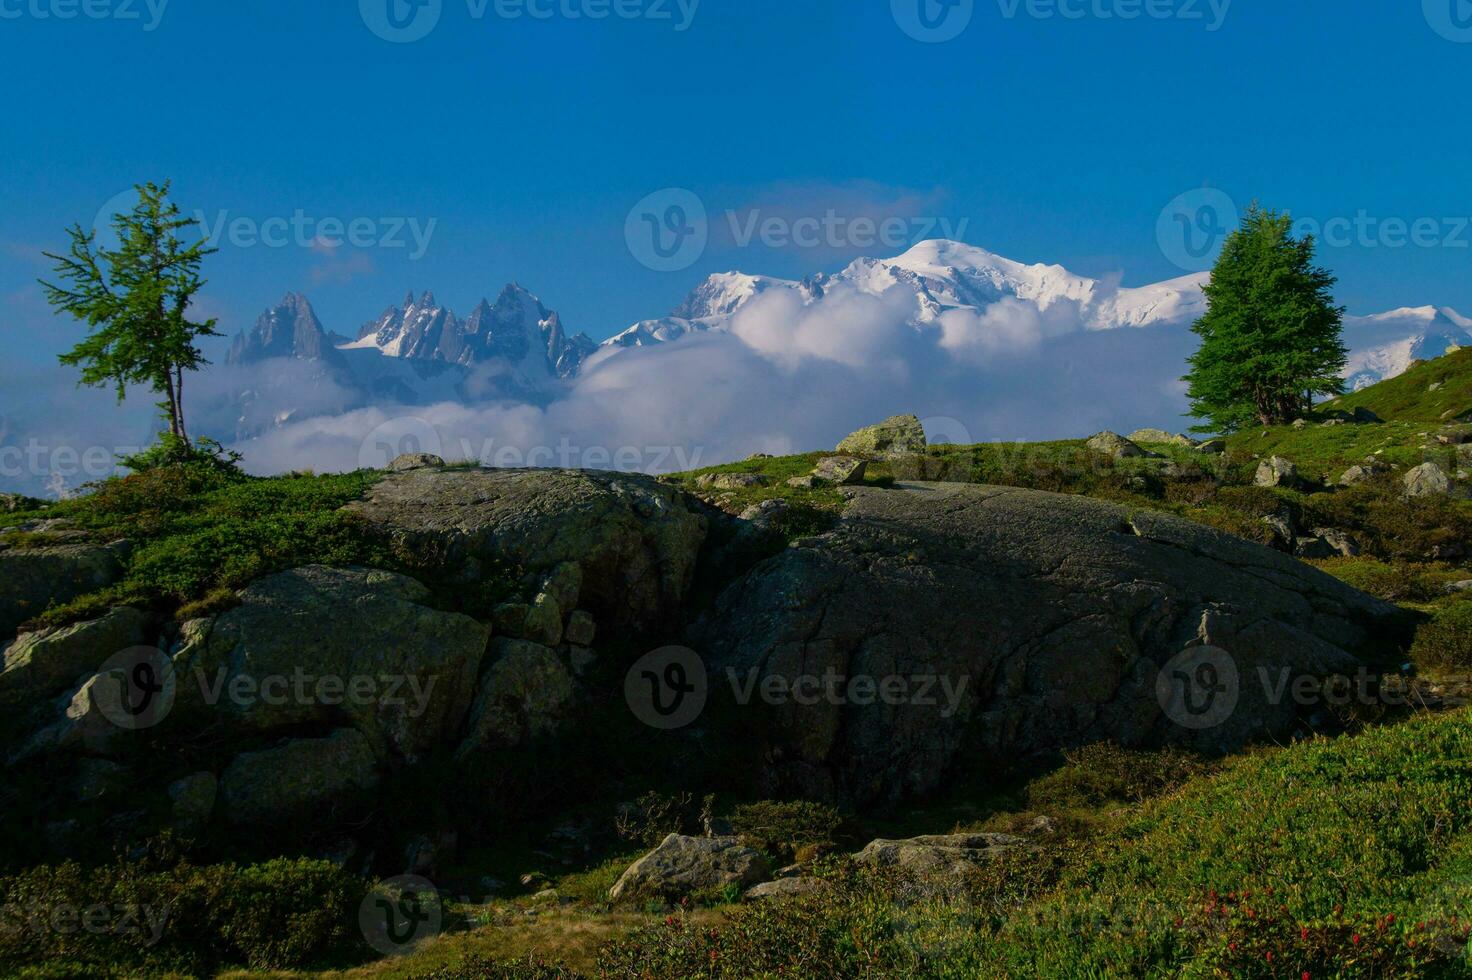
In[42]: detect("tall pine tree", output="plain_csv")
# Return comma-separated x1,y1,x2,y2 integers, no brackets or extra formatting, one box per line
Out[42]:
1183,203,1348,432
41,181,219,446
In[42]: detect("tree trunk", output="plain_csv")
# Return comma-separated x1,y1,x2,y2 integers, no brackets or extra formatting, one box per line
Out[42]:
175,366,190,446
162,369,182,439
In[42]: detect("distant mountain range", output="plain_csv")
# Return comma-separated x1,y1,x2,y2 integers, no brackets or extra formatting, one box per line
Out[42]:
222,241,1469,437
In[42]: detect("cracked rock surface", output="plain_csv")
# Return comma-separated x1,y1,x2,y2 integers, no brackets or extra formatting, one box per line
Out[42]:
695,482,1407,808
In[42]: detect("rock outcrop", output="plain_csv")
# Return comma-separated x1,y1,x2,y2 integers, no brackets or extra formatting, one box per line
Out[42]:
218,729,379,825
1086,431,1148,459
854,833,1024,875
172,566,488,763
0,607,148,711
0,541,129,641
694,482,1406,807
608,834,771,902
837,415,927,458
1255,456,1299,488
346,468,709,633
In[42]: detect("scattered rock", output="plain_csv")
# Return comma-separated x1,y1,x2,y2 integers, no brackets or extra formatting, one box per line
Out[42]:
1445,580,1472,595
1437,425,1472,446
1086,431,1148,459
812,457,868,485
1254,456,1298,488
694,482,1406,807
218,729,379,826
1292,419,1309,430
836,415,927,458
72,758,129,803
608,834,771,902
168,772,218,831
1338,465,1380,487
1196,439,1227,454
0,541,129,642
1404,462,1451,498
388,453,445,472
786,476,817,490
347,468,710,634
172,566,488,763
1128,429,1197,447
854,833,1024,876
564,610,596,648
1295,529,1361,560
697,473,769,491
739,499,791,529
0,607,148,710
1260,515,1296,551
743,877,827,901
0,493,42,513
459,639,575,755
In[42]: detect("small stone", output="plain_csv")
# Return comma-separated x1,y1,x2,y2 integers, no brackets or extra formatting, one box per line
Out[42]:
564,610,596,648
1086,431,1147,459
492,602,531,638
1254,456,1298,488
786,476,817,489
1196,439,1227,454
696,473,769,491
388,453,445,472
836,415,927,458
1404,462,1451,498
812,457,867,485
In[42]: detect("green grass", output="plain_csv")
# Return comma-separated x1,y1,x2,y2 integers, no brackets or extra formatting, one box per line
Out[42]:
2,466,394,630
1324,346,1472,425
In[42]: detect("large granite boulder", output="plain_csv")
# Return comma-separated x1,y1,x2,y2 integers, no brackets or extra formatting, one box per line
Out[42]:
218,729,379,825
694,482,1407,807
457,638,575,756
0,607,149,710
346,468,709,633
172,566,487,763
854,833,1024,875
608,834,771,902
0,541,129,641
1404,462,1452,498
837,415,927,458
1087,431,1148,459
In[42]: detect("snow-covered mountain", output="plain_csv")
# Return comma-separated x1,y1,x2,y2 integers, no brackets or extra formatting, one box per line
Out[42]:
1342,306,1472,390
601,240,1212,355
221,242,1466,443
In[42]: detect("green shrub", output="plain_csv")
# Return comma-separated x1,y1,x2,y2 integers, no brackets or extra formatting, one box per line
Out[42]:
614,791,697,850
1023,742,1218,811
726,800,844,863
1411,600,1472,672
0,856,369,975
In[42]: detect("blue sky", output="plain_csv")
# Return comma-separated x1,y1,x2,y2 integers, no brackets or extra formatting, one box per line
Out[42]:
3,0,1471,364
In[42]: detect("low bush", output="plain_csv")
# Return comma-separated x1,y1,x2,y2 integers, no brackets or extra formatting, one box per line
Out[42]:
1411,600,1472,672
1023,742,1218,811
726,800,844,863
0,856,368,975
